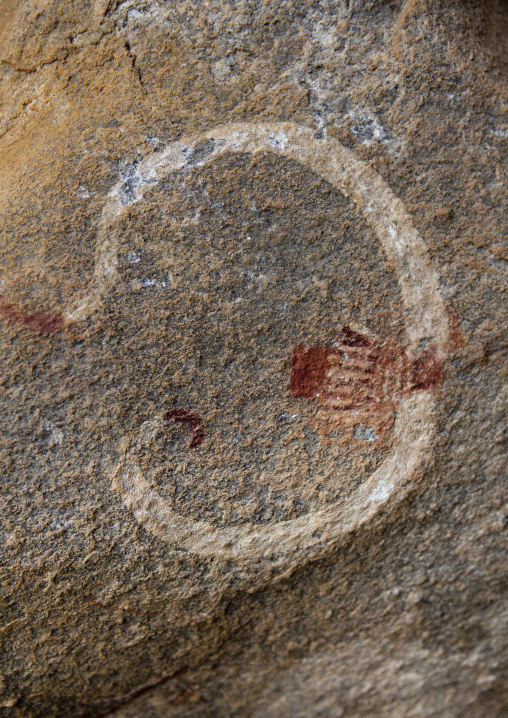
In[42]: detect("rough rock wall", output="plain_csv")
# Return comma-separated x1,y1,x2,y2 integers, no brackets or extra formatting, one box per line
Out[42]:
0,0,507,716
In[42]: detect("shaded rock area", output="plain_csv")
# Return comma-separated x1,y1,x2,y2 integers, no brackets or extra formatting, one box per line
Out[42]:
0,1,507,716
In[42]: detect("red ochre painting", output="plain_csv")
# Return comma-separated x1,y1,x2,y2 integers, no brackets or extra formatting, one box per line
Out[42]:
0,295,65,333
165,408,205,449
290,325,444,442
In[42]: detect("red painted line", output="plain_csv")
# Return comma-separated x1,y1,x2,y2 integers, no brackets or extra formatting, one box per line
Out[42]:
165,409,205,448
0,295,64,333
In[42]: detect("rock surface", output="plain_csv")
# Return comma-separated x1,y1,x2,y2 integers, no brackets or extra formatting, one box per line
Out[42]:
0,1,507,716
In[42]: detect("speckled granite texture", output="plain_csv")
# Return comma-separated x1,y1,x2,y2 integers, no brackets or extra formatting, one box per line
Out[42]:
0,1,507,716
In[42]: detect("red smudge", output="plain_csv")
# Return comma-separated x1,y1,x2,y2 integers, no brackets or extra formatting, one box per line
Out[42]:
341,324,376,348
165,408,205,448
449,310,466,350
290,324,444,441
290,345,333,399
409,346,444,391
0,295,65,333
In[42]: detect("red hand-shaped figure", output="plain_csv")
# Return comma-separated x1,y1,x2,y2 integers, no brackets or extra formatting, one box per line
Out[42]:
290,325,444,442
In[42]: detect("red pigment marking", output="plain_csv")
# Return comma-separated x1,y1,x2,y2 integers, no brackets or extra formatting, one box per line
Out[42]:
290,324,444,440
165,408,205,448
0,295,65,333
410,346,444,391
449,310,467,350
290,345,332,399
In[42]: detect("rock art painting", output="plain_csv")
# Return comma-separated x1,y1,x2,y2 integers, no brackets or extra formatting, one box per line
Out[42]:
290,324,444,443
0,122,451,573
2,4,507,715
85,122,450,569
165,409,205,449
0,295,65,333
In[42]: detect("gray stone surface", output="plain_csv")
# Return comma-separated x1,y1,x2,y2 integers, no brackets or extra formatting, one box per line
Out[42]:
0,1,507,716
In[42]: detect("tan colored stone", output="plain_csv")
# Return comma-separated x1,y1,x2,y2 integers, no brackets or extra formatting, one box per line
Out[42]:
0,1,507,716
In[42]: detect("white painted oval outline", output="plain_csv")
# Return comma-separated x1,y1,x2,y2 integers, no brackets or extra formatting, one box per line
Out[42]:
74,122,449,561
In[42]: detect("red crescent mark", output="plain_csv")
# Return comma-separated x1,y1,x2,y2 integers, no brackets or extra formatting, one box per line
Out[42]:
0,295,65,333
165,409,205,449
